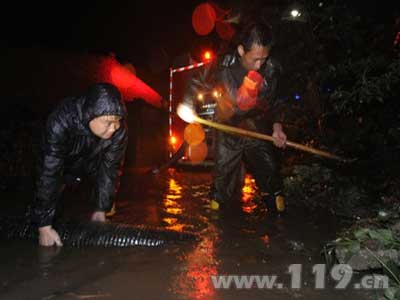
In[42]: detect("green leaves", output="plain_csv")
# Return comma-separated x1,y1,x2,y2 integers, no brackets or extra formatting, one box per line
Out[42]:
384,287,399,300
383,261,400,285
353,228,398,249
330,57,400,115
354,228,370,240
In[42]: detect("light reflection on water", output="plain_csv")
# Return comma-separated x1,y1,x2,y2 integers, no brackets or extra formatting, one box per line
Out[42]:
162,178,186,231
173,227,218,300
165,207,183,215
170,173,276,299
164,173,219,299
241,174,258,214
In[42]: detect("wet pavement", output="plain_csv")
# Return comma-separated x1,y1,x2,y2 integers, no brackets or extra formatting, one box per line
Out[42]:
0,168,373,300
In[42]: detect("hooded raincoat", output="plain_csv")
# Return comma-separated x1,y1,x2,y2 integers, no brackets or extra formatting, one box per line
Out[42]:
31,83,128,227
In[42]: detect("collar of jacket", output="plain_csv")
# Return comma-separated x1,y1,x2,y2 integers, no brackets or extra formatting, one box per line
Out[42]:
230,58,248,87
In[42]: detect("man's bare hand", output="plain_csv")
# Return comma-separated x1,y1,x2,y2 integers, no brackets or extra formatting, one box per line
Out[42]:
39,226,63,247
272,123,287,148
91,211,106,223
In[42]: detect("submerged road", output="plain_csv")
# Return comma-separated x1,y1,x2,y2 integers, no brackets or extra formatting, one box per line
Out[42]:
0,168,372,299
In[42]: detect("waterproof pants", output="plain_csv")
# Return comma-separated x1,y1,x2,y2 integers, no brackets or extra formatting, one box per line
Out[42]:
212,131,283,205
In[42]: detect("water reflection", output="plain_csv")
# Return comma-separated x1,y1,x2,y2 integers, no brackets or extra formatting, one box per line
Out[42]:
165,171,219,299
168,178,182,195
162,178,186,231
165,207,183,215
241,174,258,214
173,226,219,300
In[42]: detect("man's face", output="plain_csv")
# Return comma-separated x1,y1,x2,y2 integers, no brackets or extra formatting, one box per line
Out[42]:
89,115,121,139
238,44,270,71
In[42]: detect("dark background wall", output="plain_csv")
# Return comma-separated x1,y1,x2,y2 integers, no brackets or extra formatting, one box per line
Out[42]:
125,100,168,170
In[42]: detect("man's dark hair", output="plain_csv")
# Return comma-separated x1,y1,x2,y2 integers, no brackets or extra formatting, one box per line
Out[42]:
237,22,274,52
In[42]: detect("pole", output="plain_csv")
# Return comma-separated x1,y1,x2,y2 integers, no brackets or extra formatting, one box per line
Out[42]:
193,116,349,162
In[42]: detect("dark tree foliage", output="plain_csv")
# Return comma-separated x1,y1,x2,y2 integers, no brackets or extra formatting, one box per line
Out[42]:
272,1,399,162
265,1,400,212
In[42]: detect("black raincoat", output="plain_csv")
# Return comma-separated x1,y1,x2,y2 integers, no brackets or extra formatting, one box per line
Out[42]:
184,54,285,206
31,83,128,227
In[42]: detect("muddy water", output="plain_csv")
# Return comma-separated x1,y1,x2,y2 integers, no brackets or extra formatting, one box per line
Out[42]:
0,169,372,299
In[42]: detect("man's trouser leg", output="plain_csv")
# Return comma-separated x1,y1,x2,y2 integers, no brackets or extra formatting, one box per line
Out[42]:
244,140,284,211
212,133,244,207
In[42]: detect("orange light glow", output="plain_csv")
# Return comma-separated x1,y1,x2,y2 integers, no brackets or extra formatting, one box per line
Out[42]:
164,199,178,207
170,135,178,145
241,174,258,214
172,231,218,299
202,50,213,61
163,217,178,225
165,223,187,232
184,123,205,146
166,207,183,215
166,194,181,200
163,178,184,221
187,142,208,163
212,89,220,98
163,217,187,231
169,179,182,192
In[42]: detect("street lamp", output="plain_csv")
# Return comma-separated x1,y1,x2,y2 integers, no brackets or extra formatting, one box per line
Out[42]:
281,2,307,22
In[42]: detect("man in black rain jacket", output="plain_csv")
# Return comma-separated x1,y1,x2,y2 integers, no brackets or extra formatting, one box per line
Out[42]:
31,83,128,246
183,22,287,212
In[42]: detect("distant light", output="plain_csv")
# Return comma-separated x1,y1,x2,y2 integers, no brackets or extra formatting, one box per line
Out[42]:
291,10,301,17
295,94,301,101
197,93,204,101
202,50,213,61
170,136,177,145
212,90,220,98
282,4,307,22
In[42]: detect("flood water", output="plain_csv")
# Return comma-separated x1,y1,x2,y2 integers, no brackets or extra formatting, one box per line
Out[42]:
0,168,373,299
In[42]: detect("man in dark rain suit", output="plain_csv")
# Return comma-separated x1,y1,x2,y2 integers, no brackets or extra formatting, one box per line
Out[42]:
31,83,128,246
183,21,287,213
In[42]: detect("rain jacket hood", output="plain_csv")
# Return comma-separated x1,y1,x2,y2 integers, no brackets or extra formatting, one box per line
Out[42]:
82,83,127,125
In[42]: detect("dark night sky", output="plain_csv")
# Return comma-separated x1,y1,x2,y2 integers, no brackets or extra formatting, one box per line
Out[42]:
1,1,291,68
1,1,213,70
3,1,399,58
2,1,398,96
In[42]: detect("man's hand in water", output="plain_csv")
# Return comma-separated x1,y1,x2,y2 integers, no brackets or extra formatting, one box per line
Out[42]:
39,225,63,247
